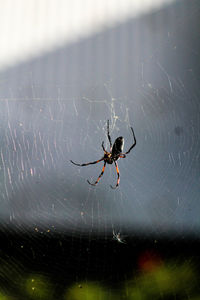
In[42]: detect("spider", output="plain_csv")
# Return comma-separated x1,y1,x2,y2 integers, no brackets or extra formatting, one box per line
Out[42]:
112,230,126,244
70,120,136,189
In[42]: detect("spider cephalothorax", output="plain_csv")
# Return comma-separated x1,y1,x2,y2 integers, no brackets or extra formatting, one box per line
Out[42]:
70,120,136,189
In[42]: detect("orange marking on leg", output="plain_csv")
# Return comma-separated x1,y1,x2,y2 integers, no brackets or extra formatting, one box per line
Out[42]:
96,164,105,183
110,162,120,189
116,164,119,173
87,162,106,186
115,162,120,187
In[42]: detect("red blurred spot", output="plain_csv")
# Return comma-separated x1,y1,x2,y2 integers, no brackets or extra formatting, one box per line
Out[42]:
138,250,163,272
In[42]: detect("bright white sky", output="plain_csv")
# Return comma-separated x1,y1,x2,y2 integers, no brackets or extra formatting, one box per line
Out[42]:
0,0,174,70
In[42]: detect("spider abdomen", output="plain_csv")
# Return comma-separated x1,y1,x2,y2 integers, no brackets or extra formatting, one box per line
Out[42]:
112,137,124,159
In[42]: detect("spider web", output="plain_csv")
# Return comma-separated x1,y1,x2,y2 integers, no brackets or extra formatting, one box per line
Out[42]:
0,2,200,298
0,1,199,243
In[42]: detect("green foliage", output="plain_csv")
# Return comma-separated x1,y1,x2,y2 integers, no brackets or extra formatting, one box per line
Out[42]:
124,262,197,299
64,282,117,300
0,291,13,300
0,257,199,299
24,274,53,300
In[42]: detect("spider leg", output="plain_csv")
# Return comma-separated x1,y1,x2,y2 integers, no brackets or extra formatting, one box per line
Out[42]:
101,141,106,152
124,126,136,155
110,161,120,189
107,120,112,150
70,158,104,167
87,161,106,186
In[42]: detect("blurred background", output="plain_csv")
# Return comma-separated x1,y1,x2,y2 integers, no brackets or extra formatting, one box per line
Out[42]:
0,0,200,299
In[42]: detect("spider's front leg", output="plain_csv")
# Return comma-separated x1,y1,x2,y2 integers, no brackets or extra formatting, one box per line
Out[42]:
87,161,106,186
110,161,120,189
70,158,104,167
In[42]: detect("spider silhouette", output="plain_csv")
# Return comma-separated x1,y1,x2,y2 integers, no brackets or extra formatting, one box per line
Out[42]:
112,230,126,244
70,120,136,189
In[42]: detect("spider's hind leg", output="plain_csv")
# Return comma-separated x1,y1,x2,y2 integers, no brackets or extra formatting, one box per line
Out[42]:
101,141,106,152
107,120,112,150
